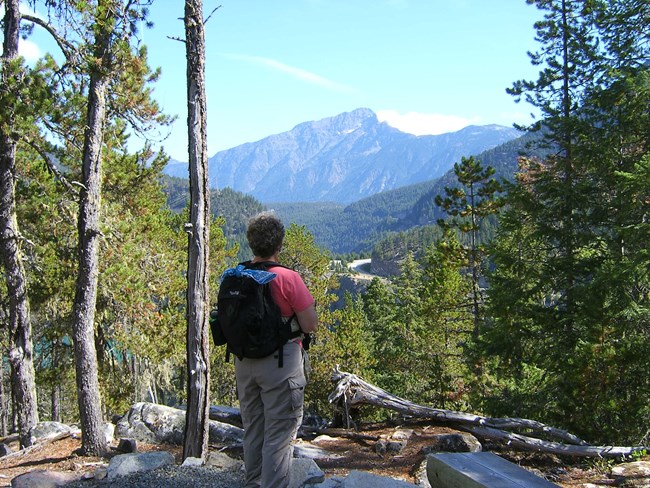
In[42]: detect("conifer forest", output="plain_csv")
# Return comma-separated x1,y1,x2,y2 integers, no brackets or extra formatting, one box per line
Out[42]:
1,0,649,460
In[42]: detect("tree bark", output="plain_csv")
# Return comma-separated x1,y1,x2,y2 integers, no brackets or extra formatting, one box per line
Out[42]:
71,0,114,457
329,369,649,459
1,358,7,436
182,0,211,461
0,0,39,449
51,382,61,423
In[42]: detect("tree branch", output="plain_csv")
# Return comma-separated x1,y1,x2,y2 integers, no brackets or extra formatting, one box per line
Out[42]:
329,368,648,458
204,5,222,25
23,137,79,197
20,14,77,63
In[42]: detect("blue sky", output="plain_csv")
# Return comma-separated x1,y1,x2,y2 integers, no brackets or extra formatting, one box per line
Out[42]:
17,1,543,161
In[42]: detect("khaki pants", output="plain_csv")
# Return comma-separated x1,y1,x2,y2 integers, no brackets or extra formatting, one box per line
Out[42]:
235,341,307,488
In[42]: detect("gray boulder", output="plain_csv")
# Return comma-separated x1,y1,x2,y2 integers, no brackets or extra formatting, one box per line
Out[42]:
290,458,325,488
206,450,244,471
115,402,243,445
181,456,204,467
611,461,650,487
422,433,482,454
116,437,137,453
115,403,184,444
10,469,80,487
376,429,414,455
28,421,75,444
294,439,340,459
107,451,175,480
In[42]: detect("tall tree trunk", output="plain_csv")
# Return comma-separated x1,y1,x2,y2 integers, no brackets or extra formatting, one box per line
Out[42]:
51,384,61,423
1,361,7,436
51,349,61,423
0,0,39,449
559,0,576,331
468,182,481,340
183,0,211,461
71,0,113,456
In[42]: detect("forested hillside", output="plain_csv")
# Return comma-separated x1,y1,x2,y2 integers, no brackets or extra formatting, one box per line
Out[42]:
161,175,264,260
273,179,438,254
2,0,648,462
401,131,548,228
365,132,550,269
163,171,441,256
273,131,545,256
161,130,547,259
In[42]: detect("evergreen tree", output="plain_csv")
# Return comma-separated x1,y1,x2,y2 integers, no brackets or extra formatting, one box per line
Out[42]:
277,223,339,416
1,0,47,447
15,145,77,424
4,0,174,453
435,156,504,338
420,237,473,409
362,277,396,336
363,253,426,402
67,0,170,455
484,0,650,443
332,293,376,378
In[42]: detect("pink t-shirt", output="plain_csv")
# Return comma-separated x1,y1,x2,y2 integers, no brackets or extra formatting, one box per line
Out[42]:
267,265,314,317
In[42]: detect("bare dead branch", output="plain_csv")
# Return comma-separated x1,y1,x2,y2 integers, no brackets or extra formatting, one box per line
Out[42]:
204,5,222,25
329,368,648,458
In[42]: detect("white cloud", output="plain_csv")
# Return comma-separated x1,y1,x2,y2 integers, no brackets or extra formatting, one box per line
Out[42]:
498,110,538,127
18,39,43,62
376,110,480,135
222,53,355,93
19,1,44,16
15,3,45,62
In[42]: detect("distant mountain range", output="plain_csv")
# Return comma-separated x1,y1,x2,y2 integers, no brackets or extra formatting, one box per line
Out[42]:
273,130,546,254
163,108,522,204
162,129,546,256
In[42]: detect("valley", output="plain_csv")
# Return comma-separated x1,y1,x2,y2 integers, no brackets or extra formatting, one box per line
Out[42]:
162,110,540,258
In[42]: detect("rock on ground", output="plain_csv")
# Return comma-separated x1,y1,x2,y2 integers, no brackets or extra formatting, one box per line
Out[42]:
10,469,81,488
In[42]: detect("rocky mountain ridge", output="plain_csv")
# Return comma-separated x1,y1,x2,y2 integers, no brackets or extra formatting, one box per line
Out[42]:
164,108,521,204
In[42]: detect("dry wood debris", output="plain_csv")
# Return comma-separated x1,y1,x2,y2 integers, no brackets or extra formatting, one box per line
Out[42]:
328,367,649,458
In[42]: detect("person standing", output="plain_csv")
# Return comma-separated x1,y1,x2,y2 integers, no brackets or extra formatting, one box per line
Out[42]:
235,213,318,488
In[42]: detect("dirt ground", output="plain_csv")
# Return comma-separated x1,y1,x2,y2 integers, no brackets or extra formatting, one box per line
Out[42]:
0,420,644,487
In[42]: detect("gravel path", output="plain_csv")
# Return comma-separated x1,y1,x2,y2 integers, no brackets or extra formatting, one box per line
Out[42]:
64,465,246,487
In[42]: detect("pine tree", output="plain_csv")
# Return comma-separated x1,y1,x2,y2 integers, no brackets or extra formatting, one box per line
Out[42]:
1,0,40,448
278,223,339,416
485,0,650,443
420,237,473,409
332,293,376,378
435,156,504,338
363,253,426,401
6,0,173,454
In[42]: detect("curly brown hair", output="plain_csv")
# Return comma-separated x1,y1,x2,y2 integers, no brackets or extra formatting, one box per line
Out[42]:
246,213,285,259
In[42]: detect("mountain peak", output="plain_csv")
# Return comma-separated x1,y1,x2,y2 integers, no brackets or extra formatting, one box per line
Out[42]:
290,108,377,134
164,109,521,204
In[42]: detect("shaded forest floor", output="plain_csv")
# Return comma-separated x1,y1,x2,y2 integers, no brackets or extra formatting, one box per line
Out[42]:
0,420,645,487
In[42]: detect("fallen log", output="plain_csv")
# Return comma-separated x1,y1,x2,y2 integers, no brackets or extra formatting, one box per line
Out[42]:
328,368,648,458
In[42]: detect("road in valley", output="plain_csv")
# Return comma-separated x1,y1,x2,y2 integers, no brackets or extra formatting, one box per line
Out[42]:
346,258,375,281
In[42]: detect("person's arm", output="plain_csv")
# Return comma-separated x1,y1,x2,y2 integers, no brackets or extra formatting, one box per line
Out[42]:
295,303,318,333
